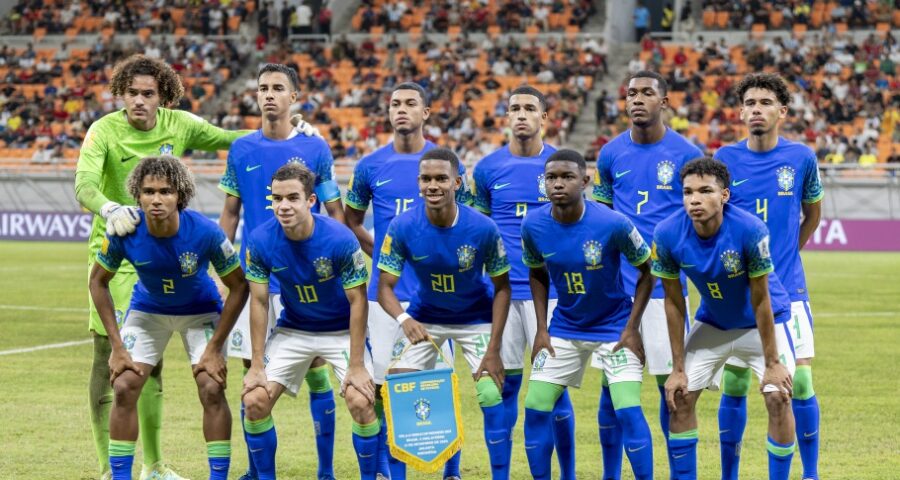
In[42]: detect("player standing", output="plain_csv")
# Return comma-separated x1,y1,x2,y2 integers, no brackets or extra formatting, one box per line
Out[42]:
89,155,248,480
473,85,576,477
218,63,344,480
591,70,703,479
344,82,470,480
652,157,796,480
378,148,512,479
522,150,656,480
713,73,823,480
240,163,379,480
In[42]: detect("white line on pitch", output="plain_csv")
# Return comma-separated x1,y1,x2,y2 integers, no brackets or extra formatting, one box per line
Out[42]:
0,339,91,356
815,312,897,318
0,304,87,312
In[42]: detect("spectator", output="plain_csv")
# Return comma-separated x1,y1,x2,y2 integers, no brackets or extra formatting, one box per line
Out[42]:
634,1,650,41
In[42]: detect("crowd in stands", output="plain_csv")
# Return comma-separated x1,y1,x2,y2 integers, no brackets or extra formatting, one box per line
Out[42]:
700,0,900,31
589,29,900,165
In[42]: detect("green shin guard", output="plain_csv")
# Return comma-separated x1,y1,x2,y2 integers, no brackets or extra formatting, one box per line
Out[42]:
90,333,113,473
138,362,165,466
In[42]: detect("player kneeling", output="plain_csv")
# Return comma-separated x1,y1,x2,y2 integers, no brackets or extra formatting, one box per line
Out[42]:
653,158,796,480
89,155,249,480
240,163,378,479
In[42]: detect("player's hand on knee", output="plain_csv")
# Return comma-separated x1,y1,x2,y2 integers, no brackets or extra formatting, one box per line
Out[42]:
665,371,688,413
401,318,430,344
474,350,505,389
193,349,228,387
100,201,141,236
108,348,142,385
761,362,793,401
613,327,645,365
242,364,269,397
530,330,555,363
290,113,323,138
342,364,376,404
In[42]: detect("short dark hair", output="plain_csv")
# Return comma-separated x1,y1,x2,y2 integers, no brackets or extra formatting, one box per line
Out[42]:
510,85,548,111
258,63,300,91
628,70,668,96
392,82,430,106
736,73,791,106
546,149,586,172
272,162,316,198
680,157,730,189
420,147,459,174
110,54,184,107
127,155,195,210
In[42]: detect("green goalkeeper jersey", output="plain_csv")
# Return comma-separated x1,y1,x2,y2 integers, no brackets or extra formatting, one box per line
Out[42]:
76,107,248,268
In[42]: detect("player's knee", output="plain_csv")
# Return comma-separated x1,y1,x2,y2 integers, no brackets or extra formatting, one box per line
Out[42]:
722,365,752,397
763,392,792,417
112,374,143,406
242,389,272,421
523,380,563,412
196,378,226,407
475,377,502,407
344,388,375,422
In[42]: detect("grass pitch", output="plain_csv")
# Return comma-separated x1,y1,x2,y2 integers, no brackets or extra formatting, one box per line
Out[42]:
0,241,897,479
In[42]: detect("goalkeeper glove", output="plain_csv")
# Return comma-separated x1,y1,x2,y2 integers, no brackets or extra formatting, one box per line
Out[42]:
291,113,323,138
100,201,141,236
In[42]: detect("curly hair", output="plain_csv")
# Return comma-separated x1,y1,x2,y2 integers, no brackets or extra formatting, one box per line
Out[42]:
109,54,184,107
127,155,195,210
680,157,730,189
735,73,791,106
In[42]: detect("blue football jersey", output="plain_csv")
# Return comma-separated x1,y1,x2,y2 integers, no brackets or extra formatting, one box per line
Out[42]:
474,143,559,301
521,202,651,342
218,130,340,294
592,128,703,298
651,204,792,330
245,215,369,332
345,141,473,302
97,209,240,315
714,137,824,301
377,204,510,325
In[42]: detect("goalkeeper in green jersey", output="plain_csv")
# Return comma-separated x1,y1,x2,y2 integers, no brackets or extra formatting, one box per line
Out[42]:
74,54,318,480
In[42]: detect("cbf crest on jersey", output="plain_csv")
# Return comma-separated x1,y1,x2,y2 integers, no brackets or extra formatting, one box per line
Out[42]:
583,240,603,270
776,166,795,196
179,251,199,276
537,173,549,201
314,256,334,282
457,245,477,272
720,249,744,278
288,156,306,167
657,160,675,190
159,143,174,155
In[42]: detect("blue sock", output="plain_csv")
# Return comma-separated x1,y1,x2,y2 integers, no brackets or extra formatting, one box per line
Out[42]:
767,437,795,480
669,430,698,480
598,386,622,480
615,406,653,480
207,441,231,480
108,439,135,480
482,403,510,479
552,389,576,480
501,371,523,436
309,390,336,479
374,399,390,477
524,408,554,480
718,394,748,480
353,420,381,480
794,396,820,479
241,402,258,478
657,384,675,480
388,442,407,480
244,416,277,480
443,450,461,478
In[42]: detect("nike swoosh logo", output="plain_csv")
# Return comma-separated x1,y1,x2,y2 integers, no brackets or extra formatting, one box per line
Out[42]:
628,445,647,453
134,260,152,266
120,155,136,163
272,266,288,272
719,429,730,434
615,170,632,178
246,164,263,172
324,408,336,415
412,255,429,261
493,182,512,190
525,445,537,450
680,263,695,268
376,179,393,187
673,453,688,459
554,414,571,421
599,425,617,430
804,430,817,438
542,252,556,258
731,179,749,186
488,438,505,445
359,453,375,458
250,448,264,453
610,368,625,375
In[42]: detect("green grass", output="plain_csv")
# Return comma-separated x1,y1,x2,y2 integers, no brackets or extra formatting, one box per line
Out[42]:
0,241,898,479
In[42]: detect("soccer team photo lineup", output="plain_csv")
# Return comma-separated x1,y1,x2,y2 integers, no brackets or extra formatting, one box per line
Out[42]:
1,1,899,478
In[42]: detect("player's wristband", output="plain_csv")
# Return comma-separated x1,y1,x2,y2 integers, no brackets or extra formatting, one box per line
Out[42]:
396,312,412,325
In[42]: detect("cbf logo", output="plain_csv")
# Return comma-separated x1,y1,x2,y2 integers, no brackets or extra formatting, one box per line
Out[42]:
457,245,477,272
583,240,603,270
776,166,795,196
656,160,675,190
122,333,137,352
720,249,744,278
179,251,199,276
537,173,549,201
159,143,174,155
115,310,125,329
231,331,243,349
391,338,406,360
414,398,432,421
532,350,549,371
314,257,334,282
